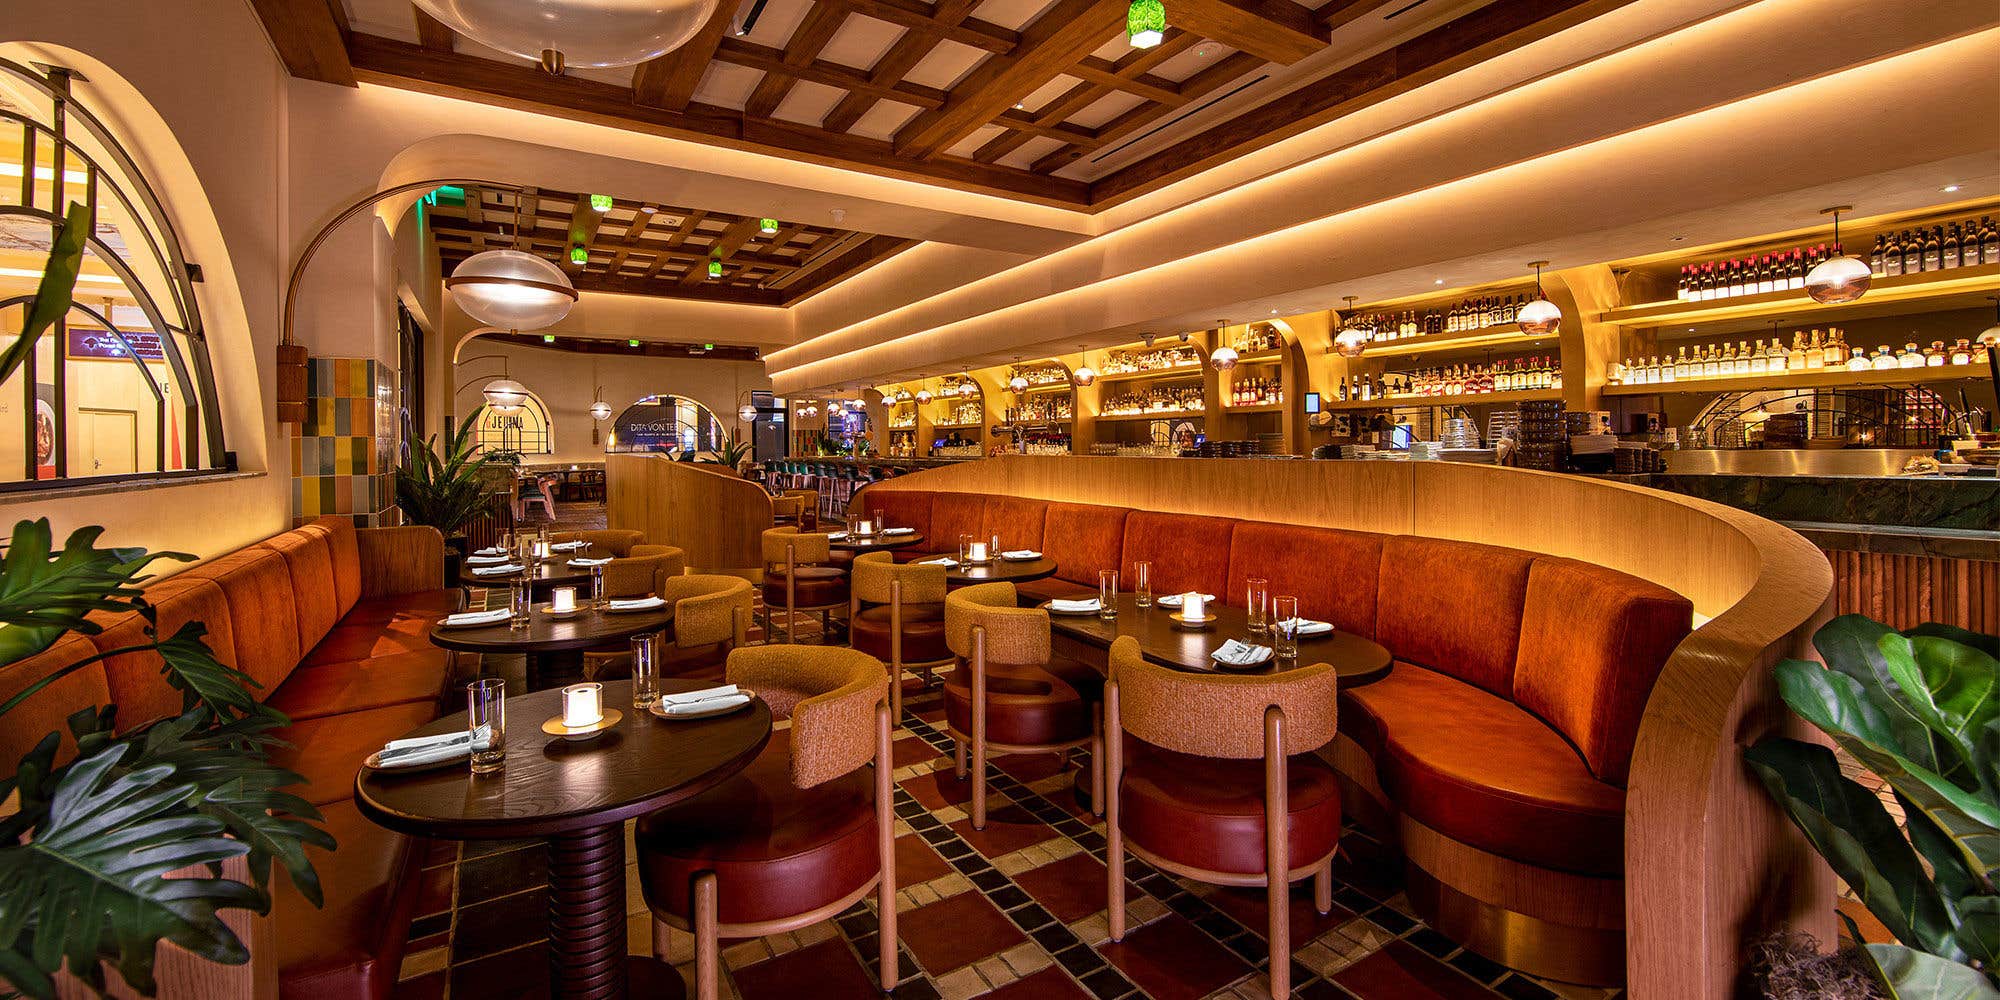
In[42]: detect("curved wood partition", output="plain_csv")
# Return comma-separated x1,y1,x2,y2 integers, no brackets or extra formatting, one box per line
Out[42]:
858,455,1834,1000
606,454,773,574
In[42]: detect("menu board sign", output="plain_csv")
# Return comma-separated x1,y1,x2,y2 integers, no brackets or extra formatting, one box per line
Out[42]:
66,327,164,362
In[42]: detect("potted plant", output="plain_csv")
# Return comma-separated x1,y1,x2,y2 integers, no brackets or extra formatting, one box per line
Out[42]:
698,432,752,475
396,408,496,579
0,518,330,997
1745,614,2000,999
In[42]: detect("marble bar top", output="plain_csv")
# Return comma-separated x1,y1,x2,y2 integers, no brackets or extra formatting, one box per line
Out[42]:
1647,472,2000,559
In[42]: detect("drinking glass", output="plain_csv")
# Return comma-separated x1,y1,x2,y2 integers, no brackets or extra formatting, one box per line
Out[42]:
1098,570,1119,621
1273,596,1300,661
990,533,1002,558
1245,577,1270,634
467,678,507,774
958,533,973,564
509,579,531,630
590,564,606,610
1132,561,1152,608
631,633,660,709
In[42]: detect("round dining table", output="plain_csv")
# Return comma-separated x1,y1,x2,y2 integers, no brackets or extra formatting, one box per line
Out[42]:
430,602,676,690
941,555,1059,586
358,679,770,1000
827,530,924,553
1044,593,1392,686
459,557,595,599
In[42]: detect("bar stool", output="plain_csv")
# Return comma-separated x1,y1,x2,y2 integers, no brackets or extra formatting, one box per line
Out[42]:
761,526,848,644
1103,637,1342,999
634,645,897,1000
847,551,951,721
582,574,753,683
944,582,1103,829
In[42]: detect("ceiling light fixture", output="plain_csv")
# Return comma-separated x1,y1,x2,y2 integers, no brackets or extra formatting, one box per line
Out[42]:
640,205,658,214
955,379,978,398
759,218,778,234
410,0,724,72
1127,0,1165,48
1333,296,1369,358
1517,261,1562,336
1805,206,1871,304
445,249,579,331
542,334,555,343
708,258,723,279
739,402,759,421
1072,347,1097,387
1209,344,1239,371
589,193,613,212
1944,185,1962,193
569,245,588,265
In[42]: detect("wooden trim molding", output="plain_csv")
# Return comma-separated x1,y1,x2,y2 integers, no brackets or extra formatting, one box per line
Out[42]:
606,454,774,573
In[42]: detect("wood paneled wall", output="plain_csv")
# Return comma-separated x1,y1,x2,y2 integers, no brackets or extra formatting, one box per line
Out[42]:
862,455,1836,1000
605,455,773,573
1825,548,2000,634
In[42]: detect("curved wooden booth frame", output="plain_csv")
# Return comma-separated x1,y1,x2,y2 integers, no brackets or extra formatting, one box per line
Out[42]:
856,455,1834,999
606,454,773,574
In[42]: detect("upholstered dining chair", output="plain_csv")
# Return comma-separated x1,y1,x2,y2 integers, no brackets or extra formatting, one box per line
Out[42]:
601,545,688,599
943,582,1103,829
769,492,804,523
634,645,897,1000
761,526,848,644
782,487,821,526
549,528,645,558
582,574,753,682
848,551,951,721
1102,637,1342,999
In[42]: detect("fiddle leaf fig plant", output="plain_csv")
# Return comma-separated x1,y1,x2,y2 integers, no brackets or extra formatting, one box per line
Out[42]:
1746,614,2000,998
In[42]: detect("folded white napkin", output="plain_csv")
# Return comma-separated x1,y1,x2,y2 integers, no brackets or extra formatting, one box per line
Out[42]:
442,609,511,627
568,557,613,567
825,531,850,541
660,684,739,706
471,563,525,576
1156,593,1216,608
1001,550,1042,561
1049,598,1100,613
1278,617,1334,637
376,725,492,768
657,693,752,717
920,557,958,566
1212,640,1273,667
883,527,916,535
549,540,587,551
474,547,507,557
464,554,511,565
607,596,667,611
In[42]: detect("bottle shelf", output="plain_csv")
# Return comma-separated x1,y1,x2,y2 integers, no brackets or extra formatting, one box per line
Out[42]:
1093,364,1205,385
1602,365,1986,396
1225,348,1286,364
1603,263,2000,333
1322,388,1560,411
1022,383,1073,393
930,421,984,430
1220,403,1287,413
1357,324,1551,359
1096,410,1205,422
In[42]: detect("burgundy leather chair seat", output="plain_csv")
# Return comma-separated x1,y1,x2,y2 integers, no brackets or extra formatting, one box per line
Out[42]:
1119,737,1343,877
269,702,438,806
635,741,878,925
850,604,950,663
942,658,1094,746
340,589,463,626
275,800,420,1000
1342,663,1625,877
266,648,451,722
761,566,850,608
1013,577,1095,605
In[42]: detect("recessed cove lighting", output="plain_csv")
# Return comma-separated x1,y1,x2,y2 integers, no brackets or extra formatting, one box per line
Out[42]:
1943,184,1961,193
1434,278,1445,285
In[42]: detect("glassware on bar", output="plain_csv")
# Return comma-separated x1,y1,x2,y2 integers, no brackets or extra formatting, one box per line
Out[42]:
467,677,507,774
509,579,531,630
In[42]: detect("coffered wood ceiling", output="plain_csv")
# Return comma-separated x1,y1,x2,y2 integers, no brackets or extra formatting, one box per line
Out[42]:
250,0,1620,209
426,185,916,305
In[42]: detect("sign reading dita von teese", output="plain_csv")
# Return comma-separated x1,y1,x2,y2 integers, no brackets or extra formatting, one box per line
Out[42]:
612,400,698,453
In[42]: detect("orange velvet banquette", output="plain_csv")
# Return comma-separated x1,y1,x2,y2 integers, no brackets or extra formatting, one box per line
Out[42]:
0,517,461,1000
862,488,1693,985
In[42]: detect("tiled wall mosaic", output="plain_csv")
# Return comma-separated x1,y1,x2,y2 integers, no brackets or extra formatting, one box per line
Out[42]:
291,357,401,527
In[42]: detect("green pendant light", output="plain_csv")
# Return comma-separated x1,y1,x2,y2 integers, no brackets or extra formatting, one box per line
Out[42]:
1127,0,1164,48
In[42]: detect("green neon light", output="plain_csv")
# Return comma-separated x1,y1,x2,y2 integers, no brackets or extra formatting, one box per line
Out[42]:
543,334,555,343
629,339,641,347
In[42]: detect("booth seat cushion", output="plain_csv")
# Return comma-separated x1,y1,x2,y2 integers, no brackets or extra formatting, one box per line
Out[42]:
269,702,439,806
180,547,304,696
1121,512,1236,598
762,567,850,609
275,799,418,1000
1041,502,1129,586
851,603,951,664
341,589,463,626
635,740,878,925
943,657,1095,747
302,622,440,667
1512,557,1693,786
929,493,989,555
266,648,452,722
0,634,109,766
1226,522,1383,637
85,575,239,732
259,529,341,656
1373,537,1535,698
981,497,1049,553
1345,663,1625,877
1014,577,1096,605
307,516,363,615
862,490,934,543
1119,737,1343,877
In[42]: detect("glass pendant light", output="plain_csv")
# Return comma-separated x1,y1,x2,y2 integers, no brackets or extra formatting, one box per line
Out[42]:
483,378,528,412
410,0,723,71
1332,296,1369,358
759,218,779,234
1009,373,1030,392
1127,0,1165,48
915,380,934,404
955,379,978,398
1072,347,1097,387
589,399,613,420
1209,345,1239,371
1805,206,1872,304
446,249,578,330
1517,261,1562,335
707,257,724,279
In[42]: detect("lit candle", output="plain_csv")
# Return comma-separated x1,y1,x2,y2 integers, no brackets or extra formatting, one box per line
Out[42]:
550,587,576,613
968,541,989,563
562,683,602,728
533,540,550,559
856,518,875,536
1183,592,1206,620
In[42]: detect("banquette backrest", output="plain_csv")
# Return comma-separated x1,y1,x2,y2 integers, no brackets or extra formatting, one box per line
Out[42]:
863,488,1693,787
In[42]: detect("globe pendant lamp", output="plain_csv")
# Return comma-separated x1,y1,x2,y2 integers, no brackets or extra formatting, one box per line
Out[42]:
589,398,613,421
1072,347,1097,387
1009,373,1030,392
1333,296,1369,358
915,381,934,403
1517,261,1562,336
446,250,578,331
410,0,724,72
956,379,978,397
1209,345,1239,371
483,375,529,414
1805,206,1872,304
1127,0,1165,48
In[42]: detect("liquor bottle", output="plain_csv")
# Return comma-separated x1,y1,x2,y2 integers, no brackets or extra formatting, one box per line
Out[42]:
1870,347,1896,371
1882,231,1904,276
1869,236,1887,277
1922,227,1942,272
1820,328,1846,367
1845,347,1871,373
1926,341,1947,367
1787,333,1807,371
1788,249,1807,291
1899,342,1924,369
1804,330,1825,369
1943,224,1963,270
1951,339,1973,365
1702,346,1720,378
1981,217,1999,265
1902,231,1922,275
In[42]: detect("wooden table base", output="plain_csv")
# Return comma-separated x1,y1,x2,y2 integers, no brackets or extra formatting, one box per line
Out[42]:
546,824,685,1000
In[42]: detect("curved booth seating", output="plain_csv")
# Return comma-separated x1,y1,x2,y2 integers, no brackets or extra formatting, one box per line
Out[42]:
549,528,644,557
857,456,1835,995
0,517,459,999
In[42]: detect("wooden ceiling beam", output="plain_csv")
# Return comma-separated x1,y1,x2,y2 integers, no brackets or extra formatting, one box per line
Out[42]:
429,216,816,271
413,6,455,52
246,0,356,86
633,0,739,111
1168,0,1327,64
1314,0,1389,32
820,0,984,134
1069,58,1186,106
972,29,1199,164
347,32,1089,207
643,210,708,277
562,194,605,274
891,0,1127,160
816,0,1017,54
715,37,946,110
682,217,760,285
1030,49,1260,173
743,3,853,119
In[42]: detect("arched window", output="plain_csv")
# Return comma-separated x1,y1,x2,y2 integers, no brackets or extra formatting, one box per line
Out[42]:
475,390,553,455
0,58,224,489
609,395,725,457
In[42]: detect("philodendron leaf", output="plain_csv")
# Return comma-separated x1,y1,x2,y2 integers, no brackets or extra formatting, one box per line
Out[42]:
0,519,186,668
1910,623,2000,661
1902,790,1982,910
1746,737,1960,958
1864,943,2000,1000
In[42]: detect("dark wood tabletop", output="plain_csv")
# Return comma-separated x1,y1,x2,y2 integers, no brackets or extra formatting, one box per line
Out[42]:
828,531,925,552
354,679,772,839
459,557,595,590
941,556,1059,586
1046,594,1392,686
428,604,676,655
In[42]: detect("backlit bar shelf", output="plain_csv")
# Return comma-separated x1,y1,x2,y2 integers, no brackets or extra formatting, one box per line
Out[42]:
1603,263,2000,330
1602,365,1987,396
1322,388,1560,411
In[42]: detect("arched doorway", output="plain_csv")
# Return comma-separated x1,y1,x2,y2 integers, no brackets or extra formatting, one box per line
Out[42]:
609,394,725,459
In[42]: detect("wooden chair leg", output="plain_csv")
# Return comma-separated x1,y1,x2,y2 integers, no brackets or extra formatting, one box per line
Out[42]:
953,736,967,778
876,704,899,991
970,629,989,830
1315,857,1333,916
1106,680,1126,942
1090,721,1105,818
1266,708,1290,999
651,914,673,962
694,872,720,1000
